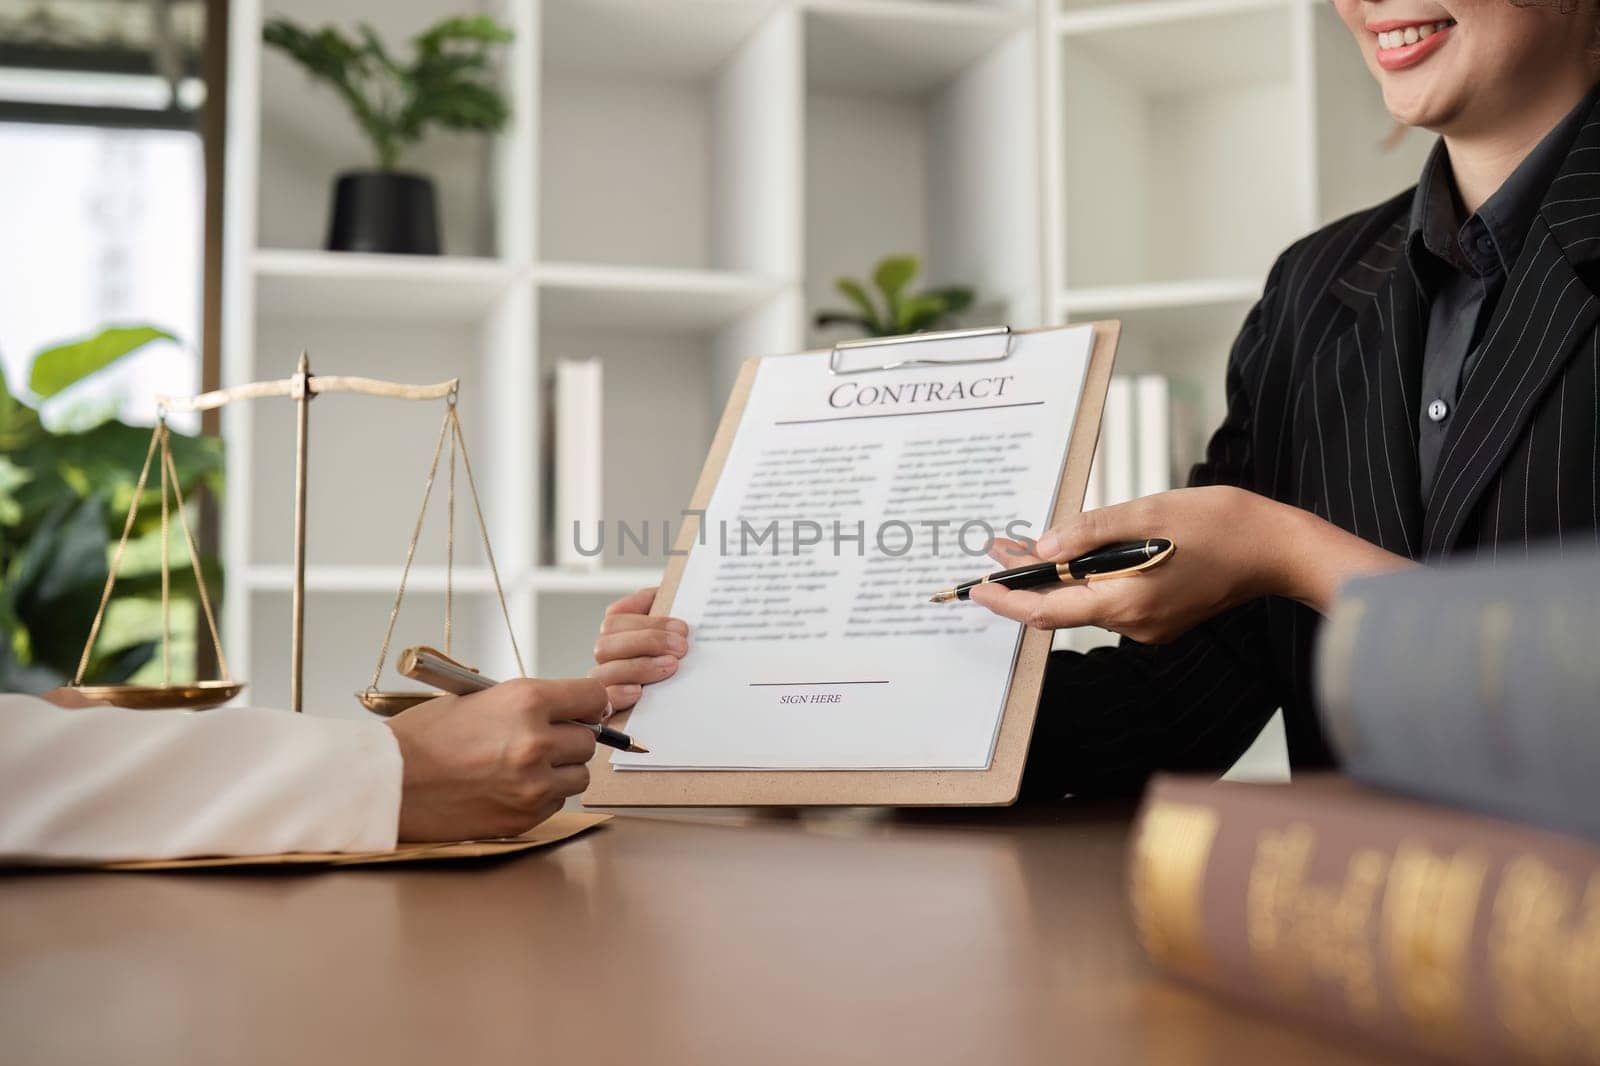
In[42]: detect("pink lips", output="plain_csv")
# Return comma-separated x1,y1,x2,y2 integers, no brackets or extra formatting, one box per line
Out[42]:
1370,20,1454,72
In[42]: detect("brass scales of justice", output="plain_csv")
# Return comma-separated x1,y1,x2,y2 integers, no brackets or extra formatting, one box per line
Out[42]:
68,353,525,716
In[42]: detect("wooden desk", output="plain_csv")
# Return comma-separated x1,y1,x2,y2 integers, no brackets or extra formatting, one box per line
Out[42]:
0,806,1396,1065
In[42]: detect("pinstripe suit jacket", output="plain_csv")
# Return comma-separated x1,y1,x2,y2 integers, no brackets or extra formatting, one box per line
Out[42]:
1023,113,1600,799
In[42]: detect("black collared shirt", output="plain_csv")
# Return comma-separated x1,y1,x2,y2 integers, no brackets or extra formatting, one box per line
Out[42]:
1407,82,1600,499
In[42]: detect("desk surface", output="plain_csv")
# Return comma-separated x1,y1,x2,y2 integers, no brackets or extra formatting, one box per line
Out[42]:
0,806,1396,1066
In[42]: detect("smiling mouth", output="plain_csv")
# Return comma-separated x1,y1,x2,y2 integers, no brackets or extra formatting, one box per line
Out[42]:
1369,17,1455,70
1374,19,1454,51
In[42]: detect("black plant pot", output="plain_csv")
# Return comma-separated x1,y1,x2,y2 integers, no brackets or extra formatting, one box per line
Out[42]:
326,170,441,255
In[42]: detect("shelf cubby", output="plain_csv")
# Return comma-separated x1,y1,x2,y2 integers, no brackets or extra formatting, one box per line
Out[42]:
247,307,504,570
804,5,1038,345
534,591,620,681
254,0,514,258
538,0,800,275
537,314,721,572
1064,290,1257,473
1058,1,1305,289
246,589,519,719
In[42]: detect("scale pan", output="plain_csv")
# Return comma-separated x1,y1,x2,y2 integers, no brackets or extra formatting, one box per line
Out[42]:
356,690,444,717
71,681,246,711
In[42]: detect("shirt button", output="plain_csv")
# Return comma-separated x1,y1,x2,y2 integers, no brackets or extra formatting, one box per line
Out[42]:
1427,398,1449,423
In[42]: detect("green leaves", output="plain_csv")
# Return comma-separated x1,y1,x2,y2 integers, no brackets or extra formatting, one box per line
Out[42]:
263,20,364,85
814,255,978,339
414,15,513,51
834,277,883,334
0,364,41,452
264,18,400,167
264,14,514,171
0,457,28,527
0,327,224,693
873,255,918,330
29,325,176,398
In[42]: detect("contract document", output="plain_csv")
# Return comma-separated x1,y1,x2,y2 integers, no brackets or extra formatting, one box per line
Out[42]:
612,325,1095,771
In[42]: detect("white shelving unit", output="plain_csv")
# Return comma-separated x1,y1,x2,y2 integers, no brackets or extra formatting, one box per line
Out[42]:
223,0,1427,716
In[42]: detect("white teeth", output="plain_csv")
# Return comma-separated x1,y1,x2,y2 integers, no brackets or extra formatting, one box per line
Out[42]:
1375,21,1450,50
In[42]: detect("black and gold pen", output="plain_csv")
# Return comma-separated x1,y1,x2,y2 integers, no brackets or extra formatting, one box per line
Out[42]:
929,538,1176,603
399,645,649,754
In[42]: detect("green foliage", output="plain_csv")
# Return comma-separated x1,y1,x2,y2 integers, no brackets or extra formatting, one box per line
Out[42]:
814,255,976,338
29,326,176,398
0,328,224,694
264,14,513,171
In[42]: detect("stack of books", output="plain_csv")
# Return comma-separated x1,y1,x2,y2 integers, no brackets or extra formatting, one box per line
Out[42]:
1127,555,1600,1065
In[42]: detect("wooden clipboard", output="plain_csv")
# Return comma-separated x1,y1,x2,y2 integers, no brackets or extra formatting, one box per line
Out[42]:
584,321,1120,807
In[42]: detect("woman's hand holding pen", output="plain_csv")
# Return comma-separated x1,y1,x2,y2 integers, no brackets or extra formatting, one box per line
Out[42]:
385,678,605,842
967,486,1414,643
591,587,690,711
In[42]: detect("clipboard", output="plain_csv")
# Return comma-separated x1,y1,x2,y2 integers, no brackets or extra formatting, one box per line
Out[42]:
584,321,1120,808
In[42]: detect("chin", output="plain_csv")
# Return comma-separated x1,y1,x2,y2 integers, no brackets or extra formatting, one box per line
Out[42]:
1382,91,1458,131
1375,67,1468,132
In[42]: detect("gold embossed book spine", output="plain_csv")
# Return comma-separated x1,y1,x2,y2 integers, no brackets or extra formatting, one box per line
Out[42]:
1128,775,1600,1066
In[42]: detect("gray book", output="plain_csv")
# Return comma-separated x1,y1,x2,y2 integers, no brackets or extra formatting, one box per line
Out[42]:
1316,550,1600,840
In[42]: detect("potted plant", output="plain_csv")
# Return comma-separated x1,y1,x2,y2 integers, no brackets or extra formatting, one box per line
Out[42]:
814,255,975,337
263,14,513,255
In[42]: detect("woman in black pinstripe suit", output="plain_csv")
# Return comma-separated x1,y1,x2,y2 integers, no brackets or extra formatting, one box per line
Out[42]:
593,0,1600,795
969,0,1600,794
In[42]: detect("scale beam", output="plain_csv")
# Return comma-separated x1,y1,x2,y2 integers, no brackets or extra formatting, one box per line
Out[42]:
158,373,459,414
156,354,463,712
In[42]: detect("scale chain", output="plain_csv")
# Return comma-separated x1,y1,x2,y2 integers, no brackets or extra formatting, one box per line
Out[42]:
160,421,171,686
72,422,229,687
73,425,163,686
452,409,526,678
445,410,456,658
161,436,230,681
367,406,454,693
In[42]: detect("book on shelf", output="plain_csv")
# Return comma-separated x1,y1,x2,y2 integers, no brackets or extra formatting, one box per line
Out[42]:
1098,376,1135,506
1069,374,1175,653
1317,550,1600,842
1129,774,1600,1066
1082,423,1105,512
551,358,604,571
1085,373,1175,510
1134,373,1171,496
1166,374,1210,488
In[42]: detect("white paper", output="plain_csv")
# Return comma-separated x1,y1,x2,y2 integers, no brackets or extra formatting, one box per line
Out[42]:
612,326,1094,771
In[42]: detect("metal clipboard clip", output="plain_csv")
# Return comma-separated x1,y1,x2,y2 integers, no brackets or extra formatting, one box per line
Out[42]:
828,325,1015,375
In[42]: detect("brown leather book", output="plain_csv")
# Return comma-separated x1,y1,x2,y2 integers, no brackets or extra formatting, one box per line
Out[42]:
1128,775,1600,1065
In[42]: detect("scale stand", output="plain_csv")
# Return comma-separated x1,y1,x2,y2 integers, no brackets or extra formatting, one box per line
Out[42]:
72,352,521,715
